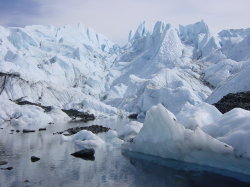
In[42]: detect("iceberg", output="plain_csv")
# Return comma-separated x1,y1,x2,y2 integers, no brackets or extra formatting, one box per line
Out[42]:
123,104,250,175
118,121,143,141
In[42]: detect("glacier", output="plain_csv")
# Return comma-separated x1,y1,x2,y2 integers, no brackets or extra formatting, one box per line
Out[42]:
105,20,250,117
0,24,122,126
1,20,250,176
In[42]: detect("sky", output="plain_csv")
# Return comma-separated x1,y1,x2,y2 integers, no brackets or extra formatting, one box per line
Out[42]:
0,0,250,44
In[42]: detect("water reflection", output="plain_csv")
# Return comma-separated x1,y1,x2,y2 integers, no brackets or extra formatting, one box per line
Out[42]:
122,151,250,187
0,120,250,187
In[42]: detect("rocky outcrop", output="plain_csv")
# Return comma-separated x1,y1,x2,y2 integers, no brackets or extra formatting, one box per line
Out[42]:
55,125,110,135
23,129,36,133
61,109,95,122
31,156,40,162
128,113,138,119
71,148,95,161
213,92,250,113
11,98,52,112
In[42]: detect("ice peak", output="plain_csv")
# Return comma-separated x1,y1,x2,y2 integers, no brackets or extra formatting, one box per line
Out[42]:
194,19,209,33
179,20,210,36
128,30,134,42
133,21,148,40
152,21,165,35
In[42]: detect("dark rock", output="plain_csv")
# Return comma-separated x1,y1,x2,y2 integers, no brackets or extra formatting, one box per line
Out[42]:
24,180,29,183
16,130,20,133
49,56,57,63
0,72,20,78
71,148,95,161
31,156,40,162
9,133,13,134
128,138,134,143
128,113,138,119
61,109,95,122
213,91,250,113
10,99,52,112
23,129,35,133
0,161,8,166
56,125,110,136
10,129,14,132
0,128,3,129
38,128,46,131
48,122,54,125
1,167,13,170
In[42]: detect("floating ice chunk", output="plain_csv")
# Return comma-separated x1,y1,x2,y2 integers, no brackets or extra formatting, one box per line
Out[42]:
73,130,105,148
98,130,124,148
118,121,143,141
70,129,123,149
123,104,250,175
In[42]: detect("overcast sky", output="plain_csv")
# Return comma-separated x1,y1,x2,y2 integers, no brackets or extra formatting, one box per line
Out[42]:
0,0,249,44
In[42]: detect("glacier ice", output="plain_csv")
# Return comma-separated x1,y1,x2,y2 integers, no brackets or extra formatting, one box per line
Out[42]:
1,21,250,121
203,108,250,159
123,104,250,175
1,20,250,176
62,129,124,149
0,23,123,127
207,63,250,104
177,102,222,130
118,121,143,141
0,94,70,129
73,130,105,148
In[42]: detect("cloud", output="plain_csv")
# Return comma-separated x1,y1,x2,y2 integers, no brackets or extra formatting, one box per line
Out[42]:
0,0,41,26
0,0,250,44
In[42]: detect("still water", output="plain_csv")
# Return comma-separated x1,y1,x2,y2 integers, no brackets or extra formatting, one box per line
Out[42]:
0,119,249,187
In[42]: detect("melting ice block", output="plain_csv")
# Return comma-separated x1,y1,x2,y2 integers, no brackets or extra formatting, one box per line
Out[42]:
123,104,250,175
